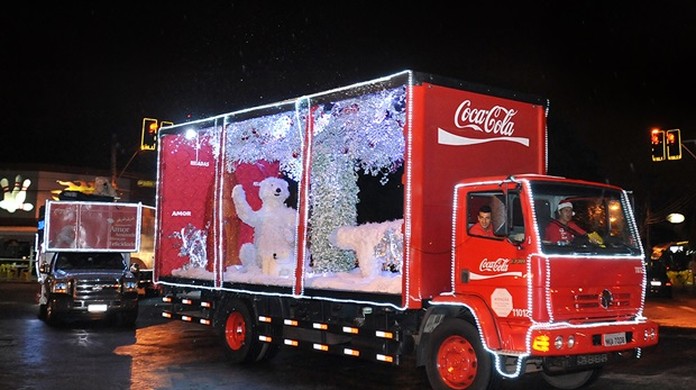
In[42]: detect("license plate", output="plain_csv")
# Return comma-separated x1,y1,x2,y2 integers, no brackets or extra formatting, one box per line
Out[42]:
603,332,627,346
88,304,108,313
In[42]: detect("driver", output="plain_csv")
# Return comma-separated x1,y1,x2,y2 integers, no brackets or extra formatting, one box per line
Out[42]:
544,201,597,245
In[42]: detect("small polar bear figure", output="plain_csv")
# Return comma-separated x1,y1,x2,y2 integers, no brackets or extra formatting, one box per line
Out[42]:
330,219,403,278
232,177,297,277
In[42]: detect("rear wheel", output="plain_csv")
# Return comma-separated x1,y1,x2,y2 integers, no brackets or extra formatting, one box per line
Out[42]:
220,299,272,364
425,318,494,390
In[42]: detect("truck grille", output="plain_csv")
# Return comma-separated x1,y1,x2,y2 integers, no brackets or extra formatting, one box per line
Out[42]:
574,292,631,309
74,279,121,300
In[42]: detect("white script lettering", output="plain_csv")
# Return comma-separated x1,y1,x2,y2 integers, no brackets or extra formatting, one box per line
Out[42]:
454,100,518,136
479,258,511,273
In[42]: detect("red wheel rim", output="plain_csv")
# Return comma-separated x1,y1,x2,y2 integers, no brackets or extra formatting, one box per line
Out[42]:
225,311,246,350
436,334,478,389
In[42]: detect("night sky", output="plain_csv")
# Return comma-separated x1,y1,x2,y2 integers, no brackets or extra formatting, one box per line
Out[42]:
2,1,695,241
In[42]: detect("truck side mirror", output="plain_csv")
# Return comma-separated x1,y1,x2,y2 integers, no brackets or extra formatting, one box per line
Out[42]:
130,263,140,274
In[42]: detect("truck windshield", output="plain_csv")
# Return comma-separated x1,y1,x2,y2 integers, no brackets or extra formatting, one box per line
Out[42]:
530,182,642,256
54,253,127,271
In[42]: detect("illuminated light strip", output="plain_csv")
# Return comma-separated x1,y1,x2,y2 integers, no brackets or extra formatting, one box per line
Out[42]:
214,119,227,288
544,101,550,172
162,312,172,318
313,344,329,351
258,335,272,343
258,316,272,323
162,296,172,303
621,190,648,315
403,70,413,308
201,301,212,308
200,319,211,325
166,70,413,129
284,339,299,347
526,182,541,329
313,323,328,330
375,330,393,339
343,348,360,357
342,326,359,334
182,298,193,305
284,319,298,326
449,186,460,293
295,96,312,297
156,280,405,310
376,354,393,363
181,315,192,322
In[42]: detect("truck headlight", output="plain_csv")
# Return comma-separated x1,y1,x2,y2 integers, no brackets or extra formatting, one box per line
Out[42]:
52,281,69,294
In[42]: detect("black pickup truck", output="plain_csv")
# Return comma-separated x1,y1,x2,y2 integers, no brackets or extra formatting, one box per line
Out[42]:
37,251,139,326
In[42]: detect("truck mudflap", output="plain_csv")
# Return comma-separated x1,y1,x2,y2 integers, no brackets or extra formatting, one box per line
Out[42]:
161,292,414,365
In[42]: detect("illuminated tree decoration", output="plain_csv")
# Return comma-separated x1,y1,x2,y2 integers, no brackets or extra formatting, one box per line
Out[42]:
308,85,406,272
221,84,407,274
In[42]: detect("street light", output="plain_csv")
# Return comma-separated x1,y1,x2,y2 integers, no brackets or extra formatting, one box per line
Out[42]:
666,213,685,224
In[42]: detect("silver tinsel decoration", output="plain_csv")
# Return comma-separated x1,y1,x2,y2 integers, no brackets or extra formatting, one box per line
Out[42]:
374,227,403,273
169,223,208,270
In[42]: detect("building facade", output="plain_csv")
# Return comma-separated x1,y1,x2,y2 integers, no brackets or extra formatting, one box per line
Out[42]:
0,165,155,261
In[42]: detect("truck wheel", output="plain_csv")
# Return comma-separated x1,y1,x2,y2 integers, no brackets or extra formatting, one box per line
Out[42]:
45,299,61,326
541,368,602,390
425,318,493,390
220,299,267,364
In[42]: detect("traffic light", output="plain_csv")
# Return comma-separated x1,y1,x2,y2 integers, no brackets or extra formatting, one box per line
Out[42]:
141,118,159,151
666,129,682,160
651,128,665,162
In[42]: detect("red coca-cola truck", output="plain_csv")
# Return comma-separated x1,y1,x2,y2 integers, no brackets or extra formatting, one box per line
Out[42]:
154,70,658,389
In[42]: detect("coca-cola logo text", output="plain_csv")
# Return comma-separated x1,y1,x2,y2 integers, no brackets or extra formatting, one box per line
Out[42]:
454,100,517,137
479,258,511,273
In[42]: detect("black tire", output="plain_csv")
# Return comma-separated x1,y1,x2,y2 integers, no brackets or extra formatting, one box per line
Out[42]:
541,368,602,389
425,318,494,390
45,299,61,326
219,299,268,364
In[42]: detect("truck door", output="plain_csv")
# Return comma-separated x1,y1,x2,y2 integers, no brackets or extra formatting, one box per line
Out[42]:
454,187,529,315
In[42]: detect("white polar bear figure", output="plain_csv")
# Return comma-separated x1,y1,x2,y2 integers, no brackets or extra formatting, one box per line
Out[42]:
232,177,297,277
330,219,403,278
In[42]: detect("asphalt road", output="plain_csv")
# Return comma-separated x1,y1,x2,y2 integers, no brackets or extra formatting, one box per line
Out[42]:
1,281,695,390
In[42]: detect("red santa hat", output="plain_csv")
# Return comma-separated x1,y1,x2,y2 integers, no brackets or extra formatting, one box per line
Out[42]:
557,201,573,211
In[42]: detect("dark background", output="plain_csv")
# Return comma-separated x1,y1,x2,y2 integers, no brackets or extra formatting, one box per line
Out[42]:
2,1,694,244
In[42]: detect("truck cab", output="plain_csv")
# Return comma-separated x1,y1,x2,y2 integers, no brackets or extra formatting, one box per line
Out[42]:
437,174,652,385
38,251,139,325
